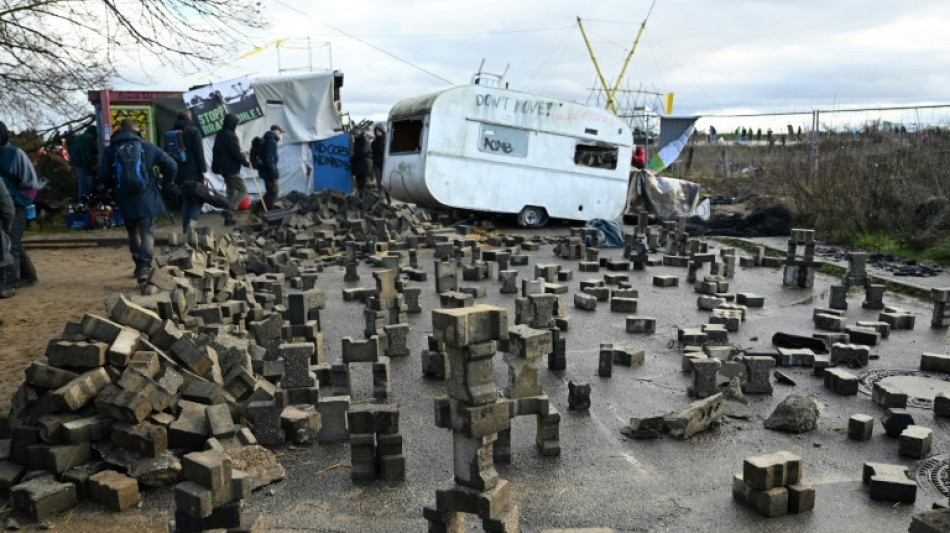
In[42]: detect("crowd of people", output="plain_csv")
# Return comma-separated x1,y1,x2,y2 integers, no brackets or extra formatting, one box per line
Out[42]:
0,112,392,328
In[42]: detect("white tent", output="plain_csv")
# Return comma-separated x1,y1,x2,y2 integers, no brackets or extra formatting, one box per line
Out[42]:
200,71,342,200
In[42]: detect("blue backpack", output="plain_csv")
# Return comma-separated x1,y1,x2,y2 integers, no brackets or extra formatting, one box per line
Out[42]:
115,140,147,195
164,129,187,163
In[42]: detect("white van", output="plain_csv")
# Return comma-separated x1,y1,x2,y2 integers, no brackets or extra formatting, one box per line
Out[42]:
383,84,633,227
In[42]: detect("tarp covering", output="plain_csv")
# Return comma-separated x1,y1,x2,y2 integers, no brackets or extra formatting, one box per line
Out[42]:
637,170,701,221
199,71,342,200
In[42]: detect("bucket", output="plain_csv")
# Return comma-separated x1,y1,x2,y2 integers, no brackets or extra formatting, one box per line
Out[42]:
238,197,251,211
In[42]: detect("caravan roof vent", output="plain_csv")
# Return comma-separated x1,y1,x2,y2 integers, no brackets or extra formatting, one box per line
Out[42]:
471,59,510,89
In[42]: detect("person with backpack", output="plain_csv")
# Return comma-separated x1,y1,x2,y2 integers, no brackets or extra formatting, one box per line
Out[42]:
99,119,177,280
68,125,98,201
170,109,210,231
257,124,283,211
211,113,250,225
0,120,39,299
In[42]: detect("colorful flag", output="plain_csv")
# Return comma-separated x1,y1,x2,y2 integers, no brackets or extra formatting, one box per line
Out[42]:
647,120,696,172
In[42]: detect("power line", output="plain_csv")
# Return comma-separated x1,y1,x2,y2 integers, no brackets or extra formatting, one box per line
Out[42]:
353,26,574,38
270,0,454,85
701,103,950,119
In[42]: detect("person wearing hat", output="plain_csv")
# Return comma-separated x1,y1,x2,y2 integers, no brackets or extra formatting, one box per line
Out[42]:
258,124,283,211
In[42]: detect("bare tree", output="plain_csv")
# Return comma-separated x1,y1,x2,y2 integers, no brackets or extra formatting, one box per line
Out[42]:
0,0,265,130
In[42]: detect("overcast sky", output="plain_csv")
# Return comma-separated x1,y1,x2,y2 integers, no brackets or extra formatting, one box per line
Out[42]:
119,0,950,132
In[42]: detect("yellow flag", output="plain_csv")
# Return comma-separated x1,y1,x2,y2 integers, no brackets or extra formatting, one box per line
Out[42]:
665,93,674,115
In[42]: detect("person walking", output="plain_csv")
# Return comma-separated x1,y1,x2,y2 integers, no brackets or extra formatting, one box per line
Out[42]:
68,125,98,200
211,113,250,225
0,121,39,299
0,152,14,320
371,124,389,202
171,110,210,231
257,125,283,211
99,119,177,280
351,129,372,198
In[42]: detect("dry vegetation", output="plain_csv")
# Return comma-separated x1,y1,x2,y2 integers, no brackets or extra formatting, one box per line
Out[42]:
671,129,950,261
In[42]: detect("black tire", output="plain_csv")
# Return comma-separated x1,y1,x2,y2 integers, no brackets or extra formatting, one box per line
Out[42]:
517,206,547,228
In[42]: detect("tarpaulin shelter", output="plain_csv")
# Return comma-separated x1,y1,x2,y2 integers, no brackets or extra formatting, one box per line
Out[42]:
199,71,344,198
90,71,345,201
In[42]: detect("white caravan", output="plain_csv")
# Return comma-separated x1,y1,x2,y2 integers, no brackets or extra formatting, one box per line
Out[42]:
383,84,632,227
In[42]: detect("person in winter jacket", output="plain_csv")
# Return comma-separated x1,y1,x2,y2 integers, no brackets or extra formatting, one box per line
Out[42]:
172,109,210,231
257,125,282,211
0,120,39,298
211,113,250,225
351,129,373,198
371,124,390,203
0,168,12,324
99,119,177,280
632,146,646,169
68,125,98,200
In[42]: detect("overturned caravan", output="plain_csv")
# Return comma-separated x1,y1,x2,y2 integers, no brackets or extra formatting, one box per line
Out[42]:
383,85,633,227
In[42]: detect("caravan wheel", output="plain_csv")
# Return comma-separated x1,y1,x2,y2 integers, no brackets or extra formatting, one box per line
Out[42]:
517,206,548,228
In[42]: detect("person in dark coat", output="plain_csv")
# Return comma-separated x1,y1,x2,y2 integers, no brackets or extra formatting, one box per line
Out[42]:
257,125,282,211
0,156,14,324
99,119,177,280
371,124,390,203
0,120,39,299
172,109,209,231
211,113,250,225
351,129,372,198
68,125,98,200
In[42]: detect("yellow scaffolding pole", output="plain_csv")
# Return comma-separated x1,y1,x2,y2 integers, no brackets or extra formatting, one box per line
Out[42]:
577,16,618,115
609,0,656,103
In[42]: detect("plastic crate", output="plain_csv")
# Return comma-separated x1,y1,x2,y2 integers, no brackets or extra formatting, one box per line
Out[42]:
66,212,91,230
112,210,124,227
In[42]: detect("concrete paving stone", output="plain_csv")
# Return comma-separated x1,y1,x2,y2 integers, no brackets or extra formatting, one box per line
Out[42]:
112,421,168,457
609,297,638,313
848,414,874,441
51,367,112,412
749,486,788,518
830,343,870,366
626,316,656,334
46,340,109,369
573,292,597,310
10,476,78,521
25,359,79,390
88,469,140,511
909,508,950,533
921,352,950,373
174,480,214,519
823,368,859,395
935,392,950,417
871,381,908,409
898,425,934,459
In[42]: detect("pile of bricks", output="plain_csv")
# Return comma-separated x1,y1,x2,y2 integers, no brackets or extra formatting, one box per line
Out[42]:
733,451,815,517
1,194,457,524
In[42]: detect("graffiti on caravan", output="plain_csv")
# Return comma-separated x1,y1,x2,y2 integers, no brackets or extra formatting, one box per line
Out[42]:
474,94,557,118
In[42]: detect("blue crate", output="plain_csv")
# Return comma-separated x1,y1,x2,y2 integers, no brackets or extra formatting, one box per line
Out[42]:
66,212,91,230
112,210,124,227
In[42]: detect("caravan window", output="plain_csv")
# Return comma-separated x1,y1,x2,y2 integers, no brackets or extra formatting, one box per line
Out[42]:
477,123,528,158
574,141,619,169
390,118,424,154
